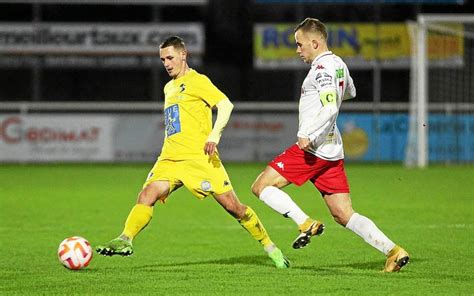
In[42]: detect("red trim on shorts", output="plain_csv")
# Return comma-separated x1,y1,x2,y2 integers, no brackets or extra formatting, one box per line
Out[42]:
269,144,350,195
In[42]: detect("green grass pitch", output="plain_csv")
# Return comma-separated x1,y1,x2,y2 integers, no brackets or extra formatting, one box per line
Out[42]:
1,163,473,295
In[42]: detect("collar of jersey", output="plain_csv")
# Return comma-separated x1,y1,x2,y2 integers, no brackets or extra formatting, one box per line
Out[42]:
173,68,196,83
311,51,333,66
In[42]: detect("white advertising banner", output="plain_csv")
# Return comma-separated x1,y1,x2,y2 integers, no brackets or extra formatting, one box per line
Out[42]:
0,115,115,161
110,113,298,162
219,114,298,162
0,23,204,55
0,113,297,162
113,114,164,162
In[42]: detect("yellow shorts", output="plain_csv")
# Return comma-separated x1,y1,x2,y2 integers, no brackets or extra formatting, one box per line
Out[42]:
143,155,233,200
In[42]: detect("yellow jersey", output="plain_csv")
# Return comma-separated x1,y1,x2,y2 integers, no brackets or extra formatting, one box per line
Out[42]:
158,69,227,161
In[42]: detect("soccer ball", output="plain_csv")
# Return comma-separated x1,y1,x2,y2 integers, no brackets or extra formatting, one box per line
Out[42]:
58,236,93,270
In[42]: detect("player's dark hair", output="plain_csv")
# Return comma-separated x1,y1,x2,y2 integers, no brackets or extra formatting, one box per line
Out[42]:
160,36,186,50
294,18,328,40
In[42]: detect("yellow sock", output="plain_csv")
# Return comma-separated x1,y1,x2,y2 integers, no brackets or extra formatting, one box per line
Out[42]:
238,207,273,248
122,204,153,240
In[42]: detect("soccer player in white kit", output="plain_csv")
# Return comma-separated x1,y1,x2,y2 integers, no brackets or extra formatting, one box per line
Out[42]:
251,18,409,272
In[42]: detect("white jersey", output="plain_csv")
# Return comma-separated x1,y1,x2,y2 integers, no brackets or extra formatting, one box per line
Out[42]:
297,51,356,161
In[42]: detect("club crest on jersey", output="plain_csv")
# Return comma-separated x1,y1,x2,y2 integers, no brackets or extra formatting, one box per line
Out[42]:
201,180,212,191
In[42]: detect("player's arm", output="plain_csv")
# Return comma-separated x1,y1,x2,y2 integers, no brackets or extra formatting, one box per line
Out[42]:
297,90,338,150
343,75,356,101
204,97,234,155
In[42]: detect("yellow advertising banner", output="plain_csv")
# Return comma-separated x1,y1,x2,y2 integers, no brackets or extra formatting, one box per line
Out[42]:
254,23,464,69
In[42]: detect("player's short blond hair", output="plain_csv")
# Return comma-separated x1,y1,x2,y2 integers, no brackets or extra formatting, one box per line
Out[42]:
294,18,328,40
160,36,186,50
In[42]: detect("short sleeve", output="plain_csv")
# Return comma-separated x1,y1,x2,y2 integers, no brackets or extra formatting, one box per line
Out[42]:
196,75,228,107
312,65,336,92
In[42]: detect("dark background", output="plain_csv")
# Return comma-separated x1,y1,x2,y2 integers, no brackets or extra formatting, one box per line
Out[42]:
0,0,472,103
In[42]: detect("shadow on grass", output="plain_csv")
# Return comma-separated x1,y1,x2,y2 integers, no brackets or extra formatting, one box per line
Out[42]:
316,257,422,272
133,255,270,270
326,260,383,271
131,255,414,274
91,254,425,277
127,256,473,282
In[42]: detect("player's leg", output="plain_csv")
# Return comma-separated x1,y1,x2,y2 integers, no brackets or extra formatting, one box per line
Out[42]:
97,160,179,257
252,145,327,249
323,192,409,272
96,180,171,256
252,166,324,249
213,190,290,269
122,180,171,240
184,157,289,268
252,165,302,222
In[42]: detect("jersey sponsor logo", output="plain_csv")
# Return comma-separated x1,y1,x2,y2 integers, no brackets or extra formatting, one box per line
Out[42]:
223,180,230,186
179,83,186,93
315,72,332,80
319,82,332,88
315,72,333,88
325,132,336,144
315,72,332,82
164,104,181,137
316,64,325,70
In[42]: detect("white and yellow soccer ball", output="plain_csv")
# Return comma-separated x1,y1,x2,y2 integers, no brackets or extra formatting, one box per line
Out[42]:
58,236,93,270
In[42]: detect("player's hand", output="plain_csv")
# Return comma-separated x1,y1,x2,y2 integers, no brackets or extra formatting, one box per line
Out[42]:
204,141,217,155
297,137,311,151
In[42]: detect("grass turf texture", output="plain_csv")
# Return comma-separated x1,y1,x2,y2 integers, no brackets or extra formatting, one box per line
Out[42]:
0,163,473,295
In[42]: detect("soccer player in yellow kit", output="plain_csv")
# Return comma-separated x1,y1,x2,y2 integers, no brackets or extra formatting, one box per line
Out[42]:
96,36,289,269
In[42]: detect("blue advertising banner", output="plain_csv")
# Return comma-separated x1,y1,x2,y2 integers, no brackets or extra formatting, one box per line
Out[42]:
428,114,474,162
338,113,474,162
